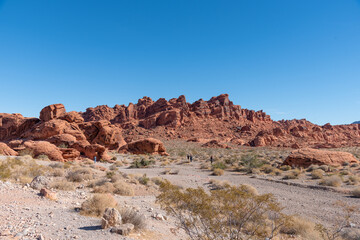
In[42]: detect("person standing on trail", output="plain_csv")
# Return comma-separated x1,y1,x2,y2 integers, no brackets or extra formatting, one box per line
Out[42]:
190,155,193,162
210,156,213,165
94,156,97,163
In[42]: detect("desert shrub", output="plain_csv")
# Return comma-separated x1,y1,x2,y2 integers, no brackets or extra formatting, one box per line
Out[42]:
240,154,266,173
138,174,150,185
157,181,291,240
352,187,360,198
272,168,282,176
208,179,231,190
212,168,224,176
151,177,165,186
240,184,258,195
283,169,301,180
36,154,50,161
118,208,146,230
280,165,292,171
18,149,35,157
212,161,226,170
311,169,325,179
280,216,319,239
200,163,211,170
80,194,117,217
319,165,330,172
93,182,115,193
51,168,65,177
66,168,93,182
113,160,123,167
130,158,154,168
162,168,171,175
306,164,320,172
0,157,47,181
50,180,75,191
316,201,359,240
320,175,342,187
109,173,123,183
49,162,64,169
347,175,360,185
106,171,116,179
339,170,350,176
261,164,274,174
113,180,134,196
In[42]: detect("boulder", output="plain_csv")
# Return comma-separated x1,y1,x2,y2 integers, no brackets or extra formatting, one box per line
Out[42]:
71,141,112,162
110,224,134,236
59,111,84,123
120,138,168,155
47,134,77,147
201,140,231,149
60,148,81,160
101,208,122,229
30,176,50,190
23,141,64,161
40,104,66,122
40,188,57,200
0,142,18,156
283,148,359,168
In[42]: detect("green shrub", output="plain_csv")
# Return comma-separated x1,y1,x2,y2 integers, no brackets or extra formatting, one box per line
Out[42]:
130,158,154,168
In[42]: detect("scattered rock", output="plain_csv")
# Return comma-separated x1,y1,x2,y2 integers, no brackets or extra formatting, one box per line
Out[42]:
101,208,122,229
40,188,57,201
120,138,168,155
110,223,134,236
30,176,50,190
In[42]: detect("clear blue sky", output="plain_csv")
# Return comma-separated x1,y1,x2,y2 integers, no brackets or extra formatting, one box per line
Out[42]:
0,0,359,125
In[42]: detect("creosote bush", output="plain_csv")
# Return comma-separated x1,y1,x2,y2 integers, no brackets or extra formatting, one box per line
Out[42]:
212,168,224,176
80,194,117,217
311,169,325,179
118,208,146,230
320,175,342,187
157,181,291,240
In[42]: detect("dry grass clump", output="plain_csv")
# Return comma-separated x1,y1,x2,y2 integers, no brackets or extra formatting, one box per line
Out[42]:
0,157,48,182
240,184,258,195
200,162,211,170
283,169,301,180
113,180,134,196
352,187,360,198
319,165,330,172
118,208,146,230
50,180,75,191
66,168,93,182
151,177,165,186
212,168,224,176
93,182,115,193
347,175,360,185
280,216,319,239
279,165,292,171
320,175,342,187
51,168,65,177
80,194,117,217
49,162,64,169
311,169,325,179
306,164,319,172
261,164,275,174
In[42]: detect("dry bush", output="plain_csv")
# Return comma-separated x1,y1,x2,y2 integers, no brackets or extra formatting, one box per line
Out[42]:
0,157,48,182
87,178,108,188
50,180,75,191
320,175,342,187
93,182,115,193
316,201,359,240
240,184,258,195
352,187,360,198
261,164,275,174
109,173,124,183
280,165,292,171
36,154,50,161
319,165,330,172
306,164,320,172
118,208,146,230
157,181,291,240
200,162,211,170
280,216,319,239
80,194,117,217
151,177,165,186
347,175,360,185
51,168,65,177
212,168,224,176
283,169,301,180
113,180,134,196
66,168,93,182
311,169,325,179
209,179,231,190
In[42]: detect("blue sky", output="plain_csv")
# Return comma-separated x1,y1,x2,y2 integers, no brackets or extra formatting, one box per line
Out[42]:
0,0,359,125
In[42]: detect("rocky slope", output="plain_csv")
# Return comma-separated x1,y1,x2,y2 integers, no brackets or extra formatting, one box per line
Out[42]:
1,94,360,161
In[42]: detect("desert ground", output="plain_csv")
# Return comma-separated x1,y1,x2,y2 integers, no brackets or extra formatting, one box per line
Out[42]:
1,141,360,240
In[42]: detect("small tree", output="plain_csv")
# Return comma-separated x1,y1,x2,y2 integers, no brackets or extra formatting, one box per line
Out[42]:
157,181,291,240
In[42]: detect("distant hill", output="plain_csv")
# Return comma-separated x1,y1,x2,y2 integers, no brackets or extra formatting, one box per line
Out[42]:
353,121,360,124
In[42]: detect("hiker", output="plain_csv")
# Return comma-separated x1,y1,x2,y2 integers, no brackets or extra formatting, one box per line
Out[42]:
210,156,213,164
186,154,190,160
190,155,193,162
94,156,97,163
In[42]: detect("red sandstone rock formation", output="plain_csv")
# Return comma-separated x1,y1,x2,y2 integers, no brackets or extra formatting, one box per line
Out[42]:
23,141,64,162
1,94,360,162
0,142,18,156
120,138,168,155
283,148,359,168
